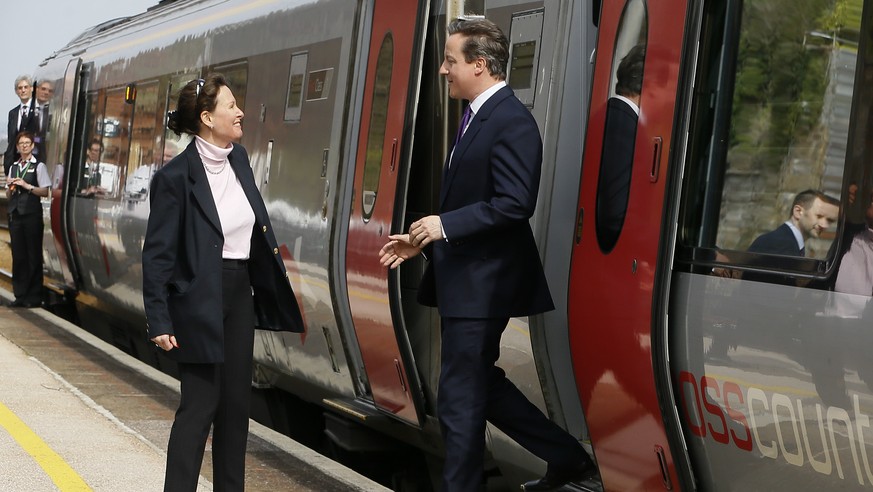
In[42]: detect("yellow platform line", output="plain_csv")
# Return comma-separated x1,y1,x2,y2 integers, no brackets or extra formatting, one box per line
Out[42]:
0,401,91,491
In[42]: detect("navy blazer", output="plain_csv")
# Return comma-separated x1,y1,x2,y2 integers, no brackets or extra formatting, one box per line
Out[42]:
142,140,304,363
748,223,803,256
4,103,39,174
418,86,554,318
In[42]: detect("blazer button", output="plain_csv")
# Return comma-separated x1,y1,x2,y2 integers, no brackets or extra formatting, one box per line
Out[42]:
262,225,268,233
273,247,279,255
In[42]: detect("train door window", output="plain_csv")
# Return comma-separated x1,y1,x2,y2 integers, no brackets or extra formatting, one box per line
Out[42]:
96,87,133,199
285,52,308,122
124,81,159,200
361,33,394,222
677,0,866,281
594,0,647,253
78,91,106,197
507,9,544,108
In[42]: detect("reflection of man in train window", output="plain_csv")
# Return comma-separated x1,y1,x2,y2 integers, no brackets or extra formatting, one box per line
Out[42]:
34,80,53,160
747,189,838,256
595,44,645,252
80,139,104,195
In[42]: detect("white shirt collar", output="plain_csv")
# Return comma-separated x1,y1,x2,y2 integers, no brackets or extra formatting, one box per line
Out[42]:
469,80,507,116
613,94,640,116
784,221,805,251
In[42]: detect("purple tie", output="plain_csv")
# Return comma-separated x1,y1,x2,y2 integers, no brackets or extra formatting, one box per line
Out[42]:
452,105,472,150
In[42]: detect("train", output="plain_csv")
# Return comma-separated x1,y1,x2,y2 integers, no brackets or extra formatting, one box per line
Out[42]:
21,0,873,489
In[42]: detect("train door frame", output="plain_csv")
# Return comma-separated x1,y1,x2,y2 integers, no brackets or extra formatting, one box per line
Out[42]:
567,0,694,488
338,0,430,426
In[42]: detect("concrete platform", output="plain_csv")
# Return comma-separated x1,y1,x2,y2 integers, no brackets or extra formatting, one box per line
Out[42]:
0,295,390,492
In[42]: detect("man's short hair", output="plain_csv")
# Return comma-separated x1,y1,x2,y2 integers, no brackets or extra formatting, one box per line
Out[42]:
615,45,645,97
790,189,832,215
14,75,33,91
447,18,510,80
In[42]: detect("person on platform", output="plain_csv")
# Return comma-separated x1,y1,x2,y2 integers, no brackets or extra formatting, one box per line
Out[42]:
4,76,39,175
142,73,304,492
5,131,50,308
378,18,597,492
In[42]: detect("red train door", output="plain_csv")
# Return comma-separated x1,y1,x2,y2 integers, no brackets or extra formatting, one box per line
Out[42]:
568,0,687,489
344,0,426,425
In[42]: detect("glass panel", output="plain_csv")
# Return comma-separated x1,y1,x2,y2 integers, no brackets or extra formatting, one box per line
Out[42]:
285,52,308,122
594,0,647,253
78,92,105,196
95,88,132,199
361,33,394,222
679,0,865,277
124,82,159,200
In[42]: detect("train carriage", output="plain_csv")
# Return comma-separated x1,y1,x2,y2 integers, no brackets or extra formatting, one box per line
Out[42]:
26,0,873,490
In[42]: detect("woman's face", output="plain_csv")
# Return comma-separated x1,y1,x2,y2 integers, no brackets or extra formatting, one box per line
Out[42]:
16,136,34,159
202,85,244,147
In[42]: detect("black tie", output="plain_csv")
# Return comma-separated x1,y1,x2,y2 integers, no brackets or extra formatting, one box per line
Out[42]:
800,246,806,257
20,106,28,130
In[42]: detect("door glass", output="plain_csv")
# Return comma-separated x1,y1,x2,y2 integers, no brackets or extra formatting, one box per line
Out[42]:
594,0,648,253
361,33,394,222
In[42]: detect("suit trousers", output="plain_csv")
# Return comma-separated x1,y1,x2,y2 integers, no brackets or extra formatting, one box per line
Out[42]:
9,210,44,304
164,262,255,492
438,317,587,492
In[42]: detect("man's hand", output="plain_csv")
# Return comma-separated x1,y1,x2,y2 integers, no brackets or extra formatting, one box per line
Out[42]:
379,234,422,269
409,215,443,248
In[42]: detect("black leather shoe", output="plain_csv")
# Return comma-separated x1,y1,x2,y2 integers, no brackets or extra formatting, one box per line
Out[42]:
521,459,598,491
9,299,25,308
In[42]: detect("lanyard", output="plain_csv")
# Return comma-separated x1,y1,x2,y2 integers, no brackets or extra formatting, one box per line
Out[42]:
16,160,32,179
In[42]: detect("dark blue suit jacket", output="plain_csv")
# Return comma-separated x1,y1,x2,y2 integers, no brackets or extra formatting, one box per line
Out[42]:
142,140,304,363
417,86,554,318
748,223,803,256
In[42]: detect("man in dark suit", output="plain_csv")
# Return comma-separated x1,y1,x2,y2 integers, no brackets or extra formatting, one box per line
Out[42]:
4,75,39,175
380,18,596,492
33,80,53,161
748,189,838,256
596,45,645,252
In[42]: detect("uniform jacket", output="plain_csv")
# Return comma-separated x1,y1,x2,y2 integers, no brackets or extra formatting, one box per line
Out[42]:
418,85,554,318
142,140,304,363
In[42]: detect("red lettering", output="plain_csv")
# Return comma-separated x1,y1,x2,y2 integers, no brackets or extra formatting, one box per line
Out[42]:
679,371,706,437
702,376,729,444
723,382,752,451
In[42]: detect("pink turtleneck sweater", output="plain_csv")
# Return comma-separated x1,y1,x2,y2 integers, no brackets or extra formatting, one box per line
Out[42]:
195,136,255,260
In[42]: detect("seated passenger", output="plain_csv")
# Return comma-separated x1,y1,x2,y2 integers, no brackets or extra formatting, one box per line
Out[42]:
748,189,838,257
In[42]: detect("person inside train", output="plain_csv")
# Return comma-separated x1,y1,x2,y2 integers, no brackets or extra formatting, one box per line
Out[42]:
4,75,40,175
79,139,105,195
142,73,304,492
6,131,51,308
595,43,645,252
747,189,839,256
378,18,598,492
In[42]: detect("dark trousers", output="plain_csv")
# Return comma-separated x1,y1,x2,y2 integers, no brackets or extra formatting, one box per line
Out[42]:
9,210,44,304
438,317,588,492
164,263,255,492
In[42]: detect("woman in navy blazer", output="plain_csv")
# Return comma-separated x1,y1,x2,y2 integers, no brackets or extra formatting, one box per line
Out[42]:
142,74,303,492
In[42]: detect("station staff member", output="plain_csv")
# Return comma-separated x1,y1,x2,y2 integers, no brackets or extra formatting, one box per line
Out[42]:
142,73,304,492
6,131,50,308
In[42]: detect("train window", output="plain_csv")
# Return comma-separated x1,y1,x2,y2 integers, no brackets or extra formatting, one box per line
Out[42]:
361,33,394,223
677,0,866,281
162,73,199,167
78,91,107,197
594,0,647,253
124,81,159,201
212,62,248,111
93,87,132,199
285,52,308,122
